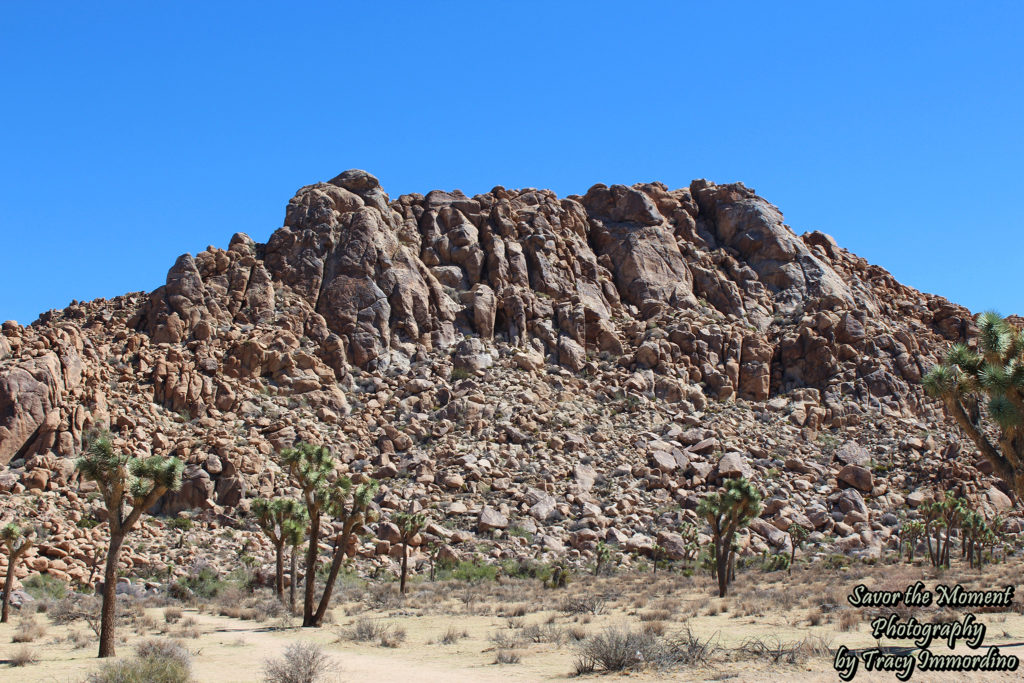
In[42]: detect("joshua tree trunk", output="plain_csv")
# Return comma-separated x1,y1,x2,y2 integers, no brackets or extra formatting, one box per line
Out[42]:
274,542,284,601
98,533,124,658
302,511,320,627
715,537,729,598
400,539,409,594
310,526,354,627
1,559,15,623
289,546,298,613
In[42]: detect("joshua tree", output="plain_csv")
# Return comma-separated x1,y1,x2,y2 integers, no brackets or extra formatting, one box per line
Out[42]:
280,442,378,627
1,522,33,623
76,431,183,657
651,543,666,575
251,497,307,603
679,521,700,569
923,312,1024,500
285,515,305,613
593,540,612,576
960,509,995,569
787,523,809,575
393,507,426,595
698,477,762,598
920,493,963,569
900,520,924,562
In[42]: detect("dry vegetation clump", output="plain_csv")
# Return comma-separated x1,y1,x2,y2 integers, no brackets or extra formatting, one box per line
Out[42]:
559,594,606,615
86,637,192,683
521,622,565,645
341,617,406,647
12,614,46,642
737,634,834,665
573,624,721,675
572,626,661,674
164,606,183,623
499,603,529,617
838,609,860,632
63,629,93,649
493,648,522,664
262,641,336,683
440,625,468,644
10,645,39,667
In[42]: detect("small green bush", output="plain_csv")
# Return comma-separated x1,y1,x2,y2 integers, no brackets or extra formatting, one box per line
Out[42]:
86,640,191,683
23,573,67,601
167,517,194,532
437,559,498,583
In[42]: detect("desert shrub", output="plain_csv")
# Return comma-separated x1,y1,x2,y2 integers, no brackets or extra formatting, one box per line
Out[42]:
639,609,671,622
10,645,38,666
738,634,829,664
343,617,404,647
574,627,660,673
12,615,46,642
441,625,467,644
450,367,473,381
567,625,588,641
439,559,498,583
87,651,191,679
22,574,66,601
164,606,183,624
65,629,92,649
642,620,667,636
521,623,564,645
559,595,606,615
134,639,192,672
167,517,194,532
262,641,336,683
494,649,522,664
489,630,524,649
175,566,225,600
379,624,406,648
839,610,860,632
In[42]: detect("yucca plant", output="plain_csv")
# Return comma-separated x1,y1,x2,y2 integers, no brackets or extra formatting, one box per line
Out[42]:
697,477,762,598
900,520,924,563
593,540,612,576
960,510,988,569
251,497,307,603
393,507,427,594
76,431,183,657
923,311,1024,501
787,523,809,575
1,522,33,623
280,442,378,627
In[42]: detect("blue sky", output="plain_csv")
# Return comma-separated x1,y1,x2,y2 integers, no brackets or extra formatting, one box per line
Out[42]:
2,2,1022,325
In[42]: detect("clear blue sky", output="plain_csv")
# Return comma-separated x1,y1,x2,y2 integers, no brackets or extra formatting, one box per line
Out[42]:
2,2,1022,325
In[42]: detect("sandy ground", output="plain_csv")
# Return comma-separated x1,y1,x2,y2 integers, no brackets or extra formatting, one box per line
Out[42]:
2,563,1023,682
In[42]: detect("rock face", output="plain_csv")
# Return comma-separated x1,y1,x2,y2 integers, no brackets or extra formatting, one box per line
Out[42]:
0,169,1017,590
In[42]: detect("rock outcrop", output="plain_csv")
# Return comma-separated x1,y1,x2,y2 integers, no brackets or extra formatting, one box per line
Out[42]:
0,170,1016,591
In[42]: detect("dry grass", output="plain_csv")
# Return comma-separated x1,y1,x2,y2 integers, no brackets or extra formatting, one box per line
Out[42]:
10,645,39,666
12,616,47,643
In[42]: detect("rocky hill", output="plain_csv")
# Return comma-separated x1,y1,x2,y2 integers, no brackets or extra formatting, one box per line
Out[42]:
0,170,1015,590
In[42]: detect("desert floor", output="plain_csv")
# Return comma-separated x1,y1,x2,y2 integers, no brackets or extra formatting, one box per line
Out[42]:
2,559,1023,682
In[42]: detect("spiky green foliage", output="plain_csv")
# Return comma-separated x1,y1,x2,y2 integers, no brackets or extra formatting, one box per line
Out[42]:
787,523,809,574
924,312,1024,500
1,522,34,623
698,477,762,597
900,520,924,562
76,432,184,534
394,508,427,594
279,441,378,626
75,431,183,657
593,540,613,576
252,497,308,602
